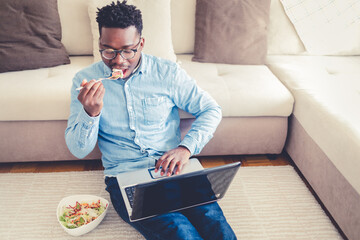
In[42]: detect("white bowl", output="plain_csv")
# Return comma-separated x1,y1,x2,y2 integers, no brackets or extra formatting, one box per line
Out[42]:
57,195,109,236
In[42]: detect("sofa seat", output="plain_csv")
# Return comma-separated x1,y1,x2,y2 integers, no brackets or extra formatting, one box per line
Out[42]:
266,55,360,194
0,56,93,121
0,54,294,121
177,54,294,118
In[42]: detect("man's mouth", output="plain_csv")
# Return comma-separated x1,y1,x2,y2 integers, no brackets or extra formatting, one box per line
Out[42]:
112,66,129,74
116,69,128,77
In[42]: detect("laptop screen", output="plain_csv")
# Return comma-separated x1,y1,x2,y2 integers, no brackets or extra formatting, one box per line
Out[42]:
130,162,240,221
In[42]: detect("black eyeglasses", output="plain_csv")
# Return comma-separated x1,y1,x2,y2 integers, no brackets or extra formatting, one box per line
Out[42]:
99,38,142,60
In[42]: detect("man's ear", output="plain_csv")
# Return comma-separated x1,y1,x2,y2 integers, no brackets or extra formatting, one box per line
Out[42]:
139,37,145,51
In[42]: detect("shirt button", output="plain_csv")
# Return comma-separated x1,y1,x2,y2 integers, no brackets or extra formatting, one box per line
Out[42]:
89,121,93,125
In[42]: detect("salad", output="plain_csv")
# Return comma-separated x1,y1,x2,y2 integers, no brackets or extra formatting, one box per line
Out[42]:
108,69,124,79
59,200,108,229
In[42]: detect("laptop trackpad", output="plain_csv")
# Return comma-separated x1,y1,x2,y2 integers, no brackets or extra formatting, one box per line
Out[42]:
148,167,177,179
149,168,167,179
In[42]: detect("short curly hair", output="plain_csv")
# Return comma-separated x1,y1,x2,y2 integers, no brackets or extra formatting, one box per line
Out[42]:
96,0,143,36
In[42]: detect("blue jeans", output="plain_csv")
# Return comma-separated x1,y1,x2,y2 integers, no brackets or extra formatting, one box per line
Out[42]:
105,177,237,240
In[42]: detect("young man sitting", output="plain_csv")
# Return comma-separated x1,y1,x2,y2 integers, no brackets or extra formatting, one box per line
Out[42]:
65,1,236,239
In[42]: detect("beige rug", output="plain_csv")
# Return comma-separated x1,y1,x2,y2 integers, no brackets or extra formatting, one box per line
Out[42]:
0,166,343,240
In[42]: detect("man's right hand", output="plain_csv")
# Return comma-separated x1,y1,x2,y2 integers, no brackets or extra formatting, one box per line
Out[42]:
77,79,105,117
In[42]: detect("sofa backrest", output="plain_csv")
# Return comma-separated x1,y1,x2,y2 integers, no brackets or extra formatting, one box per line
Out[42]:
58,0,93,56
170,0,306,55
58,0,305,57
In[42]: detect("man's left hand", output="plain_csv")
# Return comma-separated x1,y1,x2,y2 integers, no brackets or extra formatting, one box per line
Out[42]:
155,146,191,176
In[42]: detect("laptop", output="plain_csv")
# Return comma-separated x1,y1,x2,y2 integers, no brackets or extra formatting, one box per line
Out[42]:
116,158,241,222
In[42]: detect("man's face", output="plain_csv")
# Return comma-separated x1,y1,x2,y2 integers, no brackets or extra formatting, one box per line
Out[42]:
99,26,144,78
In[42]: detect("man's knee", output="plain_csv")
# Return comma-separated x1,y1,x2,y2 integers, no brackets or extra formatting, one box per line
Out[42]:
137,213,203,240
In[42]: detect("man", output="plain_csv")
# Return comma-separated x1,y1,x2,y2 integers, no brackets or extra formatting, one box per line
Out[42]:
65,1,236,239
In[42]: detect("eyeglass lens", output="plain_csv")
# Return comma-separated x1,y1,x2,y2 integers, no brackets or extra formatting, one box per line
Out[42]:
102,49,136,60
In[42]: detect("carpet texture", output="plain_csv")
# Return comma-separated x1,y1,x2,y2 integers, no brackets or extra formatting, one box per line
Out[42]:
0,166,343,239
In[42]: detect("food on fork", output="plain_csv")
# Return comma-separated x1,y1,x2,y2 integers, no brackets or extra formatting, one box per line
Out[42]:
75,69,124,91
109,69,124,79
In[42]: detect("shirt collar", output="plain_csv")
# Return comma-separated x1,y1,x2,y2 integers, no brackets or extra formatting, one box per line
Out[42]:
137,53,147,75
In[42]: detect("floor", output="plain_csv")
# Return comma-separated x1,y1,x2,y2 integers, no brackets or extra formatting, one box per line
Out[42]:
0,153,292,173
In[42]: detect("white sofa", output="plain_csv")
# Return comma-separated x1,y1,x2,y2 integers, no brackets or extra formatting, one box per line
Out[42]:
266,55,360,240
0,0,359,239
0,0,294,162
264,2,360,239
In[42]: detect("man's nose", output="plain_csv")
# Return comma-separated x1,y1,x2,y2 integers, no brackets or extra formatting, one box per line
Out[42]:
113,52,126,64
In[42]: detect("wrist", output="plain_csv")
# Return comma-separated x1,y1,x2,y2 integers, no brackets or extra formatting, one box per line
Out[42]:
84,108,101,117
178,145,191,155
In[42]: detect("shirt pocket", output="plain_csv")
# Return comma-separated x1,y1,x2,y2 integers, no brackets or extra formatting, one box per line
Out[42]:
142,96,173,127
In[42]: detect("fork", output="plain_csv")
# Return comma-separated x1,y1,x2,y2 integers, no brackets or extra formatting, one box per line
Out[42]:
75,77,118,91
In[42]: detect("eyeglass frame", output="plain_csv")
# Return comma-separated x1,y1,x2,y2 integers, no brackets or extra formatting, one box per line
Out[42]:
99,37,142,60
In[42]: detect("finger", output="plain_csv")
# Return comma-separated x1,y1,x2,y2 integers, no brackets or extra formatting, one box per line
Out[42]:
176,157,190,175
160,155,174,176
154,160,161,172
175,161,184,175
93,82,105,99
154,162,160,173
79,79,92,94
155,154,168,172
96,86,106,102
80,79,88,87
167,160,178,176
78,79,97,100
86,81,102,98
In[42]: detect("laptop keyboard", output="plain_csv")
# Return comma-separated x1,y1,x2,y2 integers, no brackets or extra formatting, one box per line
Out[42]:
125,186,136,208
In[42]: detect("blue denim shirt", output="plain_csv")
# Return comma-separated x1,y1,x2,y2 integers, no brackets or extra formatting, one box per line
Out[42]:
65,54,222,176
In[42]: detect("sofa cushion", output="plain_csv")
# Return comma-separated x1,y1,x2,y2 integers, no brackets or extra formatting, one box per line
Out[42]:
0,0,70,73
192,0,271,65
169,0,307,56
88,0,176,62
280,0,360,55
266,55,360,194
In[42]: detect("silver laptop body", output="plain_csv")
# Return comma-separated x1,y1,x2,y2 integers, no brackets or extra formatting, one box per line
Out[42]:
116,158,241,222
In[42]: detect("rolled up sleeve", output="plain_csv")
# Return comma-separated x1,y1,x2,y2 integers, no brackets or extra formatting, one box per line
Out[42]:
65,77,101,159
172,67,222,155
